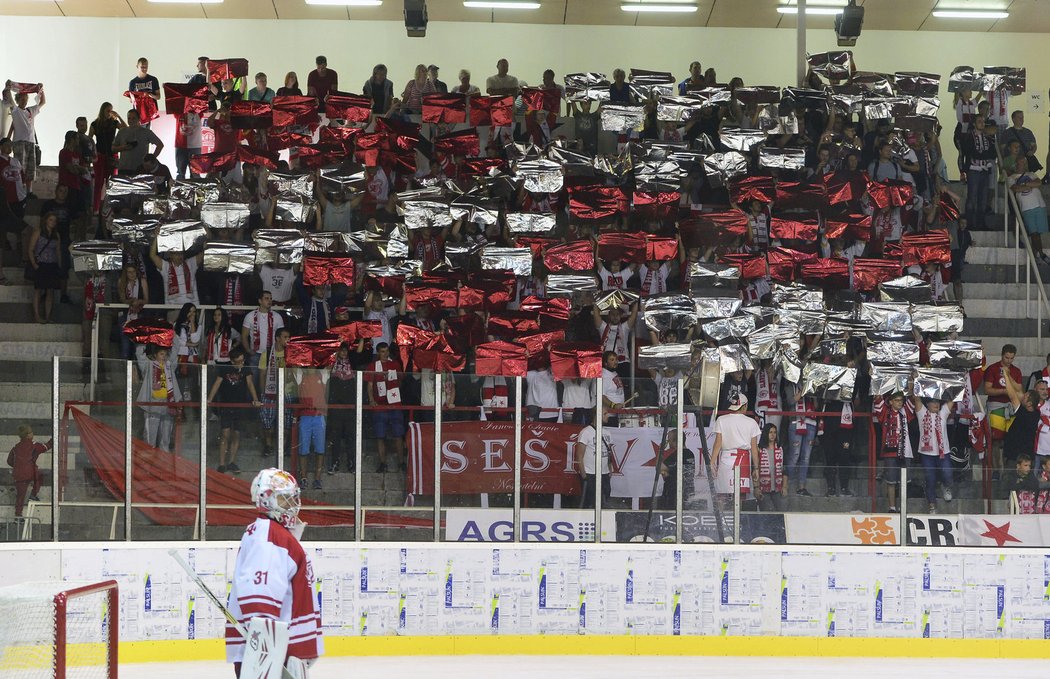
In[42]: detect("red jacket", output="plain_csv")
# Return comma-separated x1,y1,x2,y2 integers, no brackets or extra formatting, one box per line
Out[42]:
7,439,51,482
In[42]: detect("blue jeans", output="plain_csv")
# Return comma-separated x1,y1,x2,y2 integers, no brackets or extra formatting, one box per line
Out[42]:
787,422,817,490
919,454,953,504
965,168,991,229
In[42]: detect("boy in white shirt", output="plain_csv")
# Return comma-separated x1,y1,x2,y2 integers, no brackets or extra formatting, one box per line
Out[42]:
913,395,955,513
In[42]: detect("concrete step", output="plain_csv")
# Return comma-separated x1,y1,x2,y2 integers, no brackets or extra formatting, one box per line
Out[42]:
0,341,81,362
962,316,1038,337
964,263,1046,284
961,282,1030,300
0,302,82,325
980,336,1048,356
0,285,33,304
961,299,1037,318
971,230,1018,248
967,246,1045,266
3,323,81,343
0,382,90,404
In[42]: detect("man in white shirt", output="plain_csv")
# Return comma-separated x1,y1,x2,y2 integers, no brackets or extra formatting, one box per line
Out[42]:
149,234,202,310
2,81,44,194
364,290,402,351
562,378,596,425
259,262,297,304
486,59,521,97
525,366,559,422
241,291,285,378
593,301,638,382
574,423,611,509
600,351,626,427
711,393,761,500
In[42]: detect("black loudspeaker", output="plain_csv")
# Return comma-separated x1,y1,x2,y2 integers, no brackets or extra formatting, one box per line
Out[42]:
834,1,864,46
404,0,428,37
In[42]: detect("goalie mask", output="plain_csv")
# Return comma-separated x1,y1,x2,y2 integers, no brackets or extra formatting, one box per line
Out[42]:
251,468,301,528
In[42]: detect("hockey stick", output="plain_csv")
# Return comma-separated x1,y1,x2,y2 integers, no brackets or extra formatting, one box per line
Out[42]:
169,549,296,679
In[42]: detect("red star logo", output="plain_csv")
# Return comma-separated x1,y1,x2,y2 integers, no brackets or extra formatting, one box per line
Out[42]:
979,520,1022,547
642,440,673,467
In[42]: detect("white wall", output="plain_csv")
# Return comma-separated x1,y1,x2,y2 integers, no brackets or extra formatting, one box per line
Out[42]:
2,15,1047,171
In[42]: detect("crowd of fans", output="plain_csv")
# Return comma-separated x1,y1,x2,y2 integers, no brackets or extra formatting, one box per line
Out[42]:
1,51,1048,514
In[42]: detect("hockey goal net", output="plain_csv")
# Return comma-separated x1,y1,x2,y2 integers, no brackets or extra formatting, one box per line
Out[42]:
0,580,118,679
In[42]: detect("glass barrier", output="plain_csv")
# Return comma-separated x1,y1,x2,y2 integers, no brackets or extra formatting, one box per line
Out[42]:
54,357,128,542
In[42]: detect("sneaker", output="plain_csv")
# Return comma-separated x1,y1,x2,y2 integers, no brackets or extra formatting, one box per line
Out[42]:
313,479,322,490
29,495,40,502
227,462,240,473
888,506,899,513
376,462,388,474
796,488,812,497
875,473,884,483
217,465,227,473
840,486,854,496
327,464,337,476
992,471,1001,482
928,503,937,514
943,486,953,502
825,487,838,497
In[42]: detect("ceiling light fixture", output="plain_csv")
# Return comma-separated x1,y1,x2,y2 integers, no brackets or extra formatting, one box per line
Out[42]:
621,3,699,12
931,9,1008,19
147,0,223,4
776,6,847,16
304,0,383,5
463,1,541,8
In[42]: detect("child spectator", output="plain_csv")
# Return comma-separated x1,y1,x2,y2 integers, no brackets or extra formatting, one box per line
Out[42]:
1006,454,1050,514
873,391,915,513
7,425,51,517
757,422,785,511
294,366,330,490
913,394,955,513
135,343,181,452
367,342,404,473
206,347,260,474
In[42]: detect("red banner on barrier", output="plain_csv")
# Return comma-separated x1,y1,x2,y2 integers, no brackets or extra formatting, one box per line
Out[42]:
407,421,582,496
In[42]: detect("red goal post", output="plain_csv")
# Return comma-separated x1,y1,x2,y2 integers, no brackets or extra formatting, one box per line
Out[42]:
0,580,119,679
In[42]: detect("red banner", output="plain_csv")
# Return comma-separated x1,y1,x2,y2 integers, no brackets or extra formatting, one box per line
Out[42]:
407,421,583,495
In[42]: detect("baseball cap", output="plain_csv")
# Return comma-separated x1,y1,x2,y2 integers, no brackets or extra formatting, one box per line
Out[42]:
728,392,748,411
428,64,439,71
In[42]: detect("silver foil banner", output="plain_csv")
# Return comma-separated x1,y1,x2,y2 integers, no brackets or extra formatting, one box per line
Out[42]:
546,274,599,297
748,323,799,360
689,261,741,289
776,308,826,335
269,172,314,200
203,241,256,274
870,365,913,396
757,105,799,135
914,368,967,402
643,294,699,333
399,200,453,230
637,343,693,371
825,316,875,336
657,95,705,123
319,168,366,197
515,159,564,193
911,304,964,334
719,127,767,152
506,212,556,233
141,198,172,218
808,50,853,80
156,220,206,253
801,363,856,402
450,200,500,226
703,152,749,184
928,340,983,370
595,288,640,312
200,202,251,230
703,315,756,344
694,297,742,320
254,228,306,265
759,147,806,170
386,224,409,259
305,231,355,254
105,175,154,198
170,178,221,207
867,340,920,366
879,275,932,304
773,283,824,311
718,343,754,375
71,240,122,273
859,302,912,333
366,261,422,281
110,217,159,245
600,105,646,133
274,195,316,224
481,247,533,277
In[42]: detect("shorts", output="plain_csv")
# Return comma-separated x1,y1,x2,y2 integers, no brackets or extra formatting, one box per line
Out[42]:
298,415,327,455
11,141,36,181
881,457,907,485
260,396,294,431
372,409,405,440
1022,206,1049,235
218,405,250,431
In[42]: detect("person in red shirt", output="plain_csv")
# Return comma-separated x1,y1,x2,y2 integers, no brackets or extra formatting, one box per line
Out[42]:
985,343,1023,472
7,425,51,517
58,130,88,218
307,56,338,115
367,342,404,473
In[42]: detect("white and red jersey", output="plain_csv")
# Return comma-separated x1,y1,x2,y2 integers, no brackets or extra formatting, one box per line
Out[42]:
597,265,628,291
225,517,322,663
370,358,402,404
599,320,630,363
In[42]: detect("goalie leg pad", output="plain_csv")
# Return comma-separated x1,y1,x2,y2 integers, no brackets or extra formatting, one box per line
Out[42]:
240,617,290,679
285,656,309,679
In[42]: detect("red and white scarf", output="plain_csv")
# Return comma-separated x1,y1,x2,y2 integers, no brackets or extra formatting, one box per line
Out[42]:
414,237,441,268
167,260,192,297
84,275,106,321
124,277,140,301
794,397,816,434
263,347,282,396
919,409,946,457
482,377,509,409
756,369,777,411
601,321,627,362
641,265,666,297
332,356,354,381
251,310,274,353
840,402,854,429
208,329,231,363
372,359,401,404
758,445,784,494
223,276,243,306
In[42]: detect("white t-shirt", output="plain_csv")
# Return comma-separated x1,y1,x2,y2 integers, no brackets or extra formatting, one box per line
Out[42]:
1008,173,1047,213
654,371,682,408
599,320,630,363
602,367,625,405
365,305,398,349
915,405,951,458
7,104,40,143
637,263,669,297
1037,400,1050,458
598,265,629,290
562,379,595,409
242,309,284,355
576,425,610,475
160,258,199,305
712,413,761,452
526,369,559,410
260,264,296,303
0,155,27,201
323,200,353,232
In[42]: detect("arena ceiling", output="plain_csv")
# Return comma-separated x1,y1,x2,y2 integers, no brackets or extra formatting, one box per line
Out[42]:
0,0,1042,32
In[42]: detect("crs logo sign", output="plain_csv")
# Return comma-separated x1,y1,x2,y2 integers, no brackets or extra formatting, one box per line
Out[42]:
445,509,598,542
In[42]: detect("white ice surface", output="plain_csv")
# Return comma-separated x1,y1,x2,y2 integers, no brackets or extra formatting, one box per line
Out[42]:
120,656,1048,679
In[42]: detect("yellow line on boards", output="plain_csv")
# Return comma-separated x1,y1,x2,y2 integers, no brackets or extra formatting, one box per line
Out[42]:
116,636,1050,664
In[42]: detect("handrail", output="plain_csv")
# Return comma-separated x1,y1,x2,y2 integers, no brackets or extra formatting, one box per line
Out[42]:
994,136,1050,341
